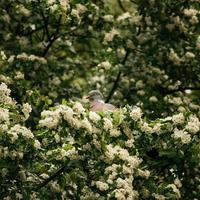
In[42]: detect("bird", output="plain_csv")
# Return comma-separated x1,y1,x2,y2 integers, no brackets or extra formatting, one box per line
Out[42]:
87,90,116,112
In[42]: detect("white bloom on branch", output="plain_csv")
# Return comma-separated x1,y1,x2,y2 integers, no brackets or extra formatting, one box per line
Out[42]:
172,113,185,125
103,28,120,44
185,51,195,59
183,8,198,17
89,111,101,123
166,184,181,198
103,118,113,130
117,12,131,21
103,14,114,22
81,118,92,133
96,181,109,191
110,128,121,137
138,169,150,179
149,96,158,103
0,108,9,123
173,128,191,144
169,48,182,66
73,102,85,114
61,106,74,121
22,103,32,120
0,82,15,105
8,125,34,142
186,115,200,134
130,107,142,121
97,61,112,70
135,80,145,89
34,140,41,149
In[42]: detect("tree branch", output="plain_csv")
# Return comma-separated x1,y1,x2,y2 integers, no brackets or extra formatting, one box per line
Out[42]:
36,159,80,190
117,0,126,12
106,49,130,103
42,15,62,57
38,0,51,41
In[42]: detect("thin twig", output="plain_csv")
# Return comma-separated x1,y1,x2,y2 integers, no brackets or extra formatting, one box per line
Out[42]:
106,49,130,103
37,159,80,191
38,0,51,40
117,0,126,12
42,15,62,57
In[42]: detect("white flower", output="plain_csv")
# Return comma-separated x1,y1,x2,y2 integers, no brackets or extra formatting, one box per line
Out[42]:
103,118,113,130
135,80,144,89
0,82,15,105
81,118,92,133
137,90,145,96
173,128,191,144
141,122,153,134
73,102,85,114
186,115,200,134
15,71,24,80
0,51,7,60
172,113,185,125
138,169,150,179
34,140,41,149
117,12,131,21
183,8,198,17
185,51,195,59
152,123,161,134
103,15,114,22
169,48,182,66
0,108,9,123
61,106,74,121
8,125,34,142
39,117,59,129
54,134,60,143
98,61,112,70
110,128,121,137
166,184,181,198
153,194,166,200
174,178,182,188
89,111,101,123
115,189,126,200
96,181,109,191
130,107,142,121
103,28,120,44
76,4,87,14
125,139,134,148
22,103,32,120
149,96,158,103
127,156,142,169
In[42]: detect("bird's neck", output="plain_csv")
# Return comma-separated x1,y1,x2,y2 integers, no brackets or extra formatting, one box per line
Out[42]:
92,99,104,103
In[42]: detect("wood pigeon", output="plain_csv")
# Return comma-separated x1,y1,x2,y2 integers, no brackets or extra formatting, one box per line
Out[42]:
87,90,116,112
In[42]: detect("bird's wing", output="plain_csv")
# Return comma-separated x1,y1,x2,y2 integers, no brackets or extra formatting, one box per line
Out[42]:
104,103,116,111
90,101,116,112
90,101,105,111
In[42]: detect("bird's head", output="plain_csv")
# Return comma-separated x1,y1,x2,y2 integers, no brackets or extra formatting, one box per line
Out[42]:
87,90,104,101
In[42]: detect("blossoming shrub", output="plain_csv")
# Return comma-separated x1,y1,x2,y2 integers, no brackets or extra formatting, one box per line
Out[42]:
0,0,200,199
1,83,199,199
0,83,42,199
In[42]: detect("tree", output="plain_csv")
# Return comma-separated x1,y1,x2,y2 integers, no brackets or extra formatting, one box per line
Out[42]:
0,0,200,199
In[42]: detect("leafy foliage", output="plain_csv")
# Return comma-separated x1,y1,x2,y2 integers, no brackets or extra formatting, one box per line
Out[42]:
0,0,200,199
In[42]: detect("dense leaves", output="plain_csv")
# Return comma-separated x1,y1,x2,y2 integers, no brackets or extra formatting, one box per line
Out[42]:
0,0,200,199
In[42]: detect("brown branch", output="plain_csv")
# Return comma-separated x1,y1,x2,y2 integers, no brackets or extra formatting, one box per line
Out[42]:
117,0,126,12
38,0,51,41
37,159,80,191
42,15,62,57
106,49,130,103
